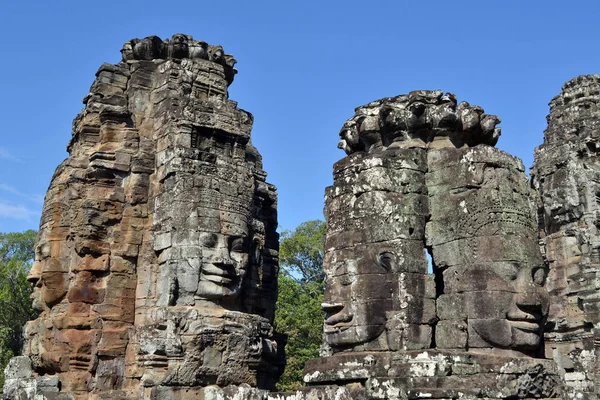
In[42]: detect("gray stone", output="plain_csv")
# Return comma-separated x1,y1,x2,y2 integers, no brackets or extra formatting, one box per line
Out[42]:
4,356,32,380
310,91,561,399
6,36,598,400
531,74,600,399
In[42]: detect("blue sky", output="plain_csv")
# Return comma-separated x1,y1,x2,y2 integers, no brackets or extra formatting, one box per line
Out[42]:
1,1,599,233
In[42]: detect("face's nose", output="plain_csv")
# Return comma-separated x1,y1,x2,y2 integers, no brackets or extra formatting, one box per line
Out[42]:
210,248,233,266
27,261,42,287
513,291,544,319
509,271,550,322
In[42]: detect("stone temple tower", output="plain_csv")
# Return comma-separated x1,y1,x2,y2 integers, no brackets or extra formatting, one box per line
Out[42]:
3,34,280,399
532,75,600,399
304,91,562,399
7,35,600,400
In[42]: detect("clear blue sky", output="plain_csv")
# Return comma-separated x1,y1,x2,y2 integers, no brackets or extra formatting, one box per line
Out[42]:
0,1,599,233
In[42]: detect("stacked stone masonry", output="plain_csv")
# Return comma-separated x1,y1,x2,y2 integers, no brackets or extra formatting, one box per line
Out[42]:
532,75,600,399
3,35,600,400
3,34,280,399
311,91,561,399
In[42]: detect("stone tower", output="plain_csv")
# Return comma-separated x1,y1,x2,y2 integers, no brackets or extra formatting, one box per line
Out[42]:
532,75,600,399
305,91,561,399
3,34,280,399
6,35,600,400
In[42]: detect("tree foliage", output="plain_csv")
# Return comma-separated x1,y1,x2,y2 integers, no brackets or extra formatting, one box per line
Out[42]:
0,230,37,390
279,220,326,286
275,220,326,391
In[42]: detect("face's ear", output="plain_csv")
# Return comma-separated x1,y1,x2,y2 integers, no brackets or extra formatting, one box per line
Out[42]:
250,238,262,265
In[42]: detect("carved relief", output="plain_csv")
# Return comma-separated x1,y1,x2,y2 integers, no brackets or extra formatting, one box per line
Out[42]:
532,74,600,398
311,91,561,399
3,35,279,400
338,91,502,155
454,200,549,354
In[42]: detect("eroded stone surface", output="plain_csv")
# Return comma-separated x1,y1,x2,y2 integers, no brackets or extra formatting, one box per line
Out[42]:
4,34,280,400
4,39,596,399
337,91,501,156
304,351,562,399
428,144,549,357
322,92,547,357
322,148,432,353
532,74,600,399
314,92,561,398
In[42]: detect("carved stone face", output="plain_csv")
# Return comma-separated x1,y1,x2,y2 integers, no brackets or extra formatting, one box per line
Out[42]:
465,260,549,352
120,41,134,62
455,234,550,353
322,250,395,348
189,40,208,60
195,231,250,300
171,34,189,59
28,234,69,312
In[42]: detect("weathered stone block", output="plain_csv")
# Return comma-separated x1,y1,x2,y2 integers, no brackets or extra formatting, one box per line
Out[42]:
435,320,468,349
154,232,172,251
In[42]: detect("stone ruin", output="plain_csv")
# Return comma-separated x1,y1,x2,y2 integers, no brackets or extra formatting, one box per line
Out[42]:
3,34,281,399
304,92,561,399
532,75,600,398
3,34,600,400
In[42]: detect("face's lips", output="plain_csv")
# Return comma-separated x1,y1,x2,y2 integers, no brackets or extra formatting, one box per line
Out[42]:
202,264,235,277
324,311,353,334
200,264,238,286
323,324,353,334
201,274,233,284
30,291,43,312
323,325,351,335
508,320,540,333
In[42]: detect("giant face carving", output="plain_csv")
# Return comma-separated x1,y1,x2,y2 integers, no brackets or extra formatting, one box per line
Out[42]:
432,186,552,356
322,248,396,349
463,259,549,352
170,33,189,59
195,230,251,300
27,232,69,312
456,231,550,354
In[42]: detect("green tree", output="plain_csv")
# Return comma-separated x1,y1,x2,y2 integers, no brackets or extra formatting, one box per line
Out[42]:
0,230,37,390
278,220,326,286
275,220,326,391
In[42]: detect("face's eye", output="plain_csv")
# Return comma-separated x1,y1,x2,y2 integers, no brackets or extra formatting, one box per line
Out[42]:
36,243,50,260
332,264,346,278
499,262,519,281
532,266,548,286
230,237,246,253
201,234,218,248
339,273,355,286
377,252,395,272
